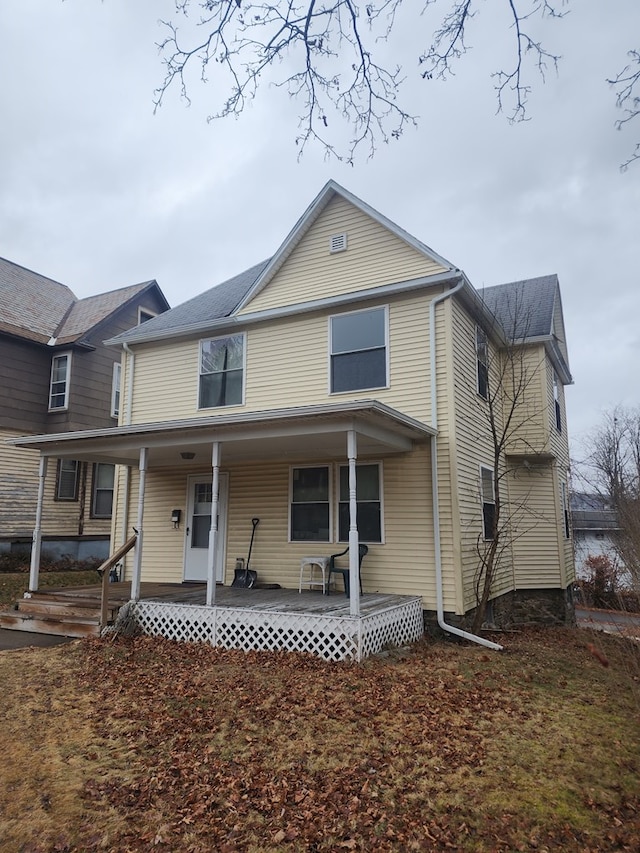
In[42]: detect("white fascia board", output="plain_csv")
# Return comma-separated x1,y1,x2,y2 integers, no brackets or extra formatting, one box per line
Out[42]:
105,269,464,348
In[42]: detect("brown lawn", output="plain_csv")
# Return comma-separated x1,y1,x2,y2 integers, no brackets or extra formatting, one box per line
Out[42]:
0,627,638,852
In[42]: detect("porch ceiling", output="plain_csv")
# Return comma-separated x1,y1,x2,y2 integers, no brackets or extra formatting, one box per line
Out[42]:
10,400,435,468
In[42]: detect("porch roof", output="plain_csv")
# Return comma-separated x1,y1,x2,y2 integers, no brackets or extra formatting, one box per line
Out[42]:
9,400,435,467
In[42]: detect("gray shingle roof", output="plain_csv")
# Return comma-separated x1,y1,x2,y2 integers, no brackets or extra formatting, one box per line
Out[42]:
56,281,158,344
110,258,271,343
481,274,558,341
0,256,75,344
0,256,167,346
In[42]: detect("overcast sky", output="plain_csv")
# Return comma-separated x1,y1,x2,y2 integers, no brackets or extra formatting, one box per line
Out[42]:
1,1,639,457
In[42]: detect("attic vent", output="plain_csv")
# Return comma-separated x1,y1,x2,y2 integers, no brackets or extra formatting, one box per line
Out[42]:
329,233,347,254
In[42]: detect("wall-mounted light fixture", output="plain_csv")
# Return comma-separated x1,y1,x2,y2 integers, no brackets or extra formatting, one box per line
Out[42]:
180,451,195,460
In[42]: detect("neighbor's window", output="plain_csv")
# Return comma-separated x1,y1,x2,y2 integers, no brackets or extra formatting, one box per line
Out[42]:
92,463,115,518
111,362,121,419
330,306,387,393
199,334,245,409
49,352,71,410
55,459,80,501
476,327,489,400
338,463,382,543
480,466,496,540
561,480,570,539
290,466,330,542
553,372,562,432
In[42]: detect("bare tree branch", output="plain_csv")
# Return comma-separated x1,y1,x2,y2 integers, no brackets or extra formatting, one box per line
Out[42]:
150,1,637,166
608,49,640,171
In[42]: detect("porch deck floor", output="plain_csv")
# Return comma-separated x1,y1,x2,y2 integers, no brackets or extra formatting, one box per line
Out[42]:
39,582,419,618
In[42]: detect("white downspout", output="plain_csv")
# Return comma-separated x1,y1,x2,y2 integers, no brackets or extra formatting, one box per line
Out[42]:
429,280,503,651
120,343,134,578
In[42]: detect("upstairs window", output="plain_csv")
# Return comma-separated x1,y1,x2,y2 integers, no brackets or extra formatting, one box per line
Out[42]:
49,352,71,410
290,466,330,542
476,327,489,399
55,459,80,501
480,466,496,540
338,463,382,543
111,362,121,419
330,306,387,393
91,463,115,518
553,373,562,432
199,334,244,409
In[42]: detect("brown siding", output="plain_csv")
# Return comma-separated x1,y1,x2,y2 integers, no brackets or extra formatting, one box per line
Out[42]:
0,337,50,432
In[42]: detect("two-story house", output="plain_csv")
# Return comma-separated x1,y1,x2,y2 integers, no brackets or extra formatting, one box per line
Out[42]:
8,182,574,659
0,257,169,562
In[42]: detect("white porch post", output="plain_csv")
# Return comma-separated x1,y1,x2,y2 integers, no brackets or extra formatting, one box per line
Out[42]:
206,441,221,607
29,455,48,592
347,429,360,617
131,446,148,602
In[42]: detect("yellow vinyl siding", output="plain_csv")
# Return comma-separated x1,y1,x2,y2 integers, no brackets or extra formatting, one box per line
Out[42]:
449,303,505,611
506,464,564,589
238,195,447,314
128,289,447,425
503,345,549,456
118,446,451,610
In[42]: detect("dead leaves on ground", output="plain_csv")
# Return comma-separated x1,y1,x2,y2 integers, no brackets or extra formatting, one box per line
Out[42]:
4,628,640,851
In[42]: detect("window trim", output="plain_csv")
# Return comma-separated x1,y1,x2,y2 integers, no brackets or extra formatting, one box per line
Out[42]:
111,361,122,419
337,461,384,544
55,459,80,502
48,351,72,411
91,463,115,519
480,464,496,540
198,332,246,410
476,326,489,400
328,305,389,395
288,464,332,543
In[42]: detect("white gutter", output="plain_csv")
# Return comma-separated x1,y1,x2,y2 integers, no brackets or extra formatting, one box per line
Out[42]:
429,279,503,651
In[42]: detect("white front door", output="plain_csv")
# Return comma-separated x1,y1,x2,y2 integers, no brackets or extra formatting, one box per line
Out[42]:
184,472,229,582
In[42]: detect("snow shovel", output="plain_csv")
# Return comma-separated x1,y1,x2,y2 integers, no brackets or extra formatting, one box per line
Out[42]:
232,517,259,588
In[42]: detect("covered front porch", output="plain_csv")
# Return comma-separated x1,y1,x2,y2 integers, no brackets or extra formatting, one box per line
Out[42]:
10,400,434,660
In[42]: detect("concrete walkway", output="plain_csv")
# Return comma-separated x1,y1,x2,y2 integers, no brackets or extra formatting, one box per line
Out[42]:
0,628,74,651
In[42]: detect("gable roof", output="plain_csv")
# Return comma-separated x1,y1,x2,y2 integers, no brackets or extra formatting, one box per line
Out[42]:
481,275,558,340
108,181,458,347
233,180,455,312
482,274,572,384
0,256,169,346
55,281,167,345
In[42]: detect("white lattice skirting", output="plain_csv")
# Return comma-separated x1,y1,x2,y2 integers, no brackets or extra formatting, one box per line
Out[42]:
132,598,424,662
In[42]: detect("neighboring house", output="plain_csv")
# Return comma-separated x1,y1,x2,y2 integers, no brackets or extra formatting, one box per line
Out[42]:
571,491,623,578
0,257,169,561
10,182,574,658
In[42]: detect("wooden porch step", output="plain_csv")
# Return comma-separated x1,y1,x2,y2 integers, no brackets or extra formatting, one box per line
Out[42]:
0,610,101,639
15,599,118,621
